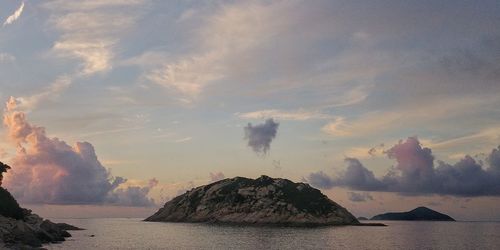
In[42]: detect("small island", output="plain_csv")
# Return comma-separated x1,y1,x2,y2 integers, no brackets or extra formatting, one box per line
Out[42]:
371,207,455,221
146,175,380,226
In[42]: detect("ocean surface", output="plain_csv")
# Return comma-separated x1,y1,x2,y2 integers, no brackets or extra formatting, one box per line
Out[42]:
43,218,500,250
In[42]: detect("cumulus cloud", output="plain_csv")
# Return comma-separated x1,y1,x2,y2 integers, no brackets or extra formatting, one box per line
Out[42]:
244,118,279,155
107,178,158,206
3,2,24,27
2,97,156,206
305,137,500,197
347,192,373,202
209,172,225,182
335,158,387,191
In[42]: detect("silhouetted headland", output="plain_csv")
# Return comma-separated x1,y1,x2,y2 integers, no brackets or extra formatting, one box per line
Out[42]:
146,175,385,227
0,161,83,249
371,207,455,221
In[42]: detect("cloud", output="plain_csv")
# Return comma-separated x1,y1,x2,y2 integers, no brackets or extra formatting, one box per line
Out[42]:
44,0,146,75
15,75,72,110
334,158,387,191
209,172,225,182
146,52,225,103
303,171,334,189
138,0,375,107
305,137,500,197
174,137,192,143
321,95,499,138
2,97,156,206
347,192,373,202
321,117,350,136
244,118,279,155
3,2,24,27
237,109,332,121
106,178,158,206
0,53,16,63
488,146,500,170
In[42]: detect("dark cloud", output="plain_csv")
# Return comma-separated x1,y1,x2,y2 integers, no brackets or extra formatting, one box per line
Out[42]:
3,97,156,206
347,192,373,202
244,118,279,155
488,146,500,170
335,158,387,191
306,137,500,197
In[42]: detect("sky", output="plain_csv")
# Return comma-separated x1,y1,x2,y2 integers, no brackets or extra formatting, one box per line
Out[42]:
0,0,499,221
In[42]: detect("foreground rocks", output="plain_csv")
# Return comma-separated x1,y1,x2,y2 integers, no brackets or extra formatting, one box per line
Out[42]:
146,175,361,226
0,209,83,249
0,187,83,249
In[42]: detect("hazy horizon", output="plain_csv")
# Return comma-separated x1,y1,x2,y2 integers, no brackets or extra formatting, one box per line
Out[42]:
1,0,500,221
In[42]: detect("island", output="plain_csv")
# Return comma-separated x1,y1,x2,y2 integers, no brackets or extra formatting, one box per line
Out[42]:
0,162,82,249
146,175,384,226
371,207,455,221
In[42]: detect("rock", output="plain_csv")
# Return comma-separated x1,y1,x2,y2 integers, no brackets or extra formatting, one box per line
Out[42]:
371,207,455,221
0,188,83,249
146,175,359,226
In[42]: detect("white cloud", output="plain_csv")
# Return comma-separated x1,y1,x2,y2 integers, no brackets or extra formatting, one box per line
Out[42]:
44,0,147,75
238,109,332,121
174,137,192,143
0,53,16,62
321,117,351,136
3,2,24,27
142,0,374,108
322,95,499,137
146,52,224,101
15,75,72,110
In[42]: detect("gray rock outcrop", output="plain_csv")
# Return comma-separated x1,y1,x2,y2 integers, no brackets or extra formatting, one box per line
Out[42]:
146,175,359,226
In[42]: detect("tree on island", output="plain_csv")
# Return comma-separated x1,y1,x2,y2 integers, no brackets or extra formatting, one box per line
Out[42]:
0,160,23,219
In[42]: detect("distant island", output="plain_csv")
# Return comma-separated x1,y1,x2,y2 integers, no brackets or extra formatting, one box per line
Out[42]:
371,207,455,221
147,175,383,226
357,217,368,220
0,162,82,249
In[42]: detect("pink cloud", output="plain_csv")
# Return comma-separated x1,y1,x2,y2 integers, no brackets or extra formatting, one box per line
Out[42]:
2,97,156,206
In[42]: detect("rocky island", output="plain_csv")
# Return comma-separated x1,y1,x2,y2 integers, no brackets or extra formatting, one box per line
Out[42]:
371,207,455,221
146,175,379,226
0,162,82,249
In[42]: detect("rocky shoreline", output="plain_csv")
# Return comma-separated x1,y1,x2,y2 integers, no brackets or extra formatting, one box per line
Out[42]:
0,208,83,249
0,185,83,249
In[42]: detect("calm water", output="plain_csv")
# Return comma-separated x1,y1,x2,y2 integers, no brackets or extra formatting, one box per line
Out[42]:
43,218,500,250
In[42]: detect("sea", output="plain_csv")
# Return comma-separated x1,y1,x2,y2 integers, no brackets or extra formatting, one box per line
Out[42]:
42,218,500,250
